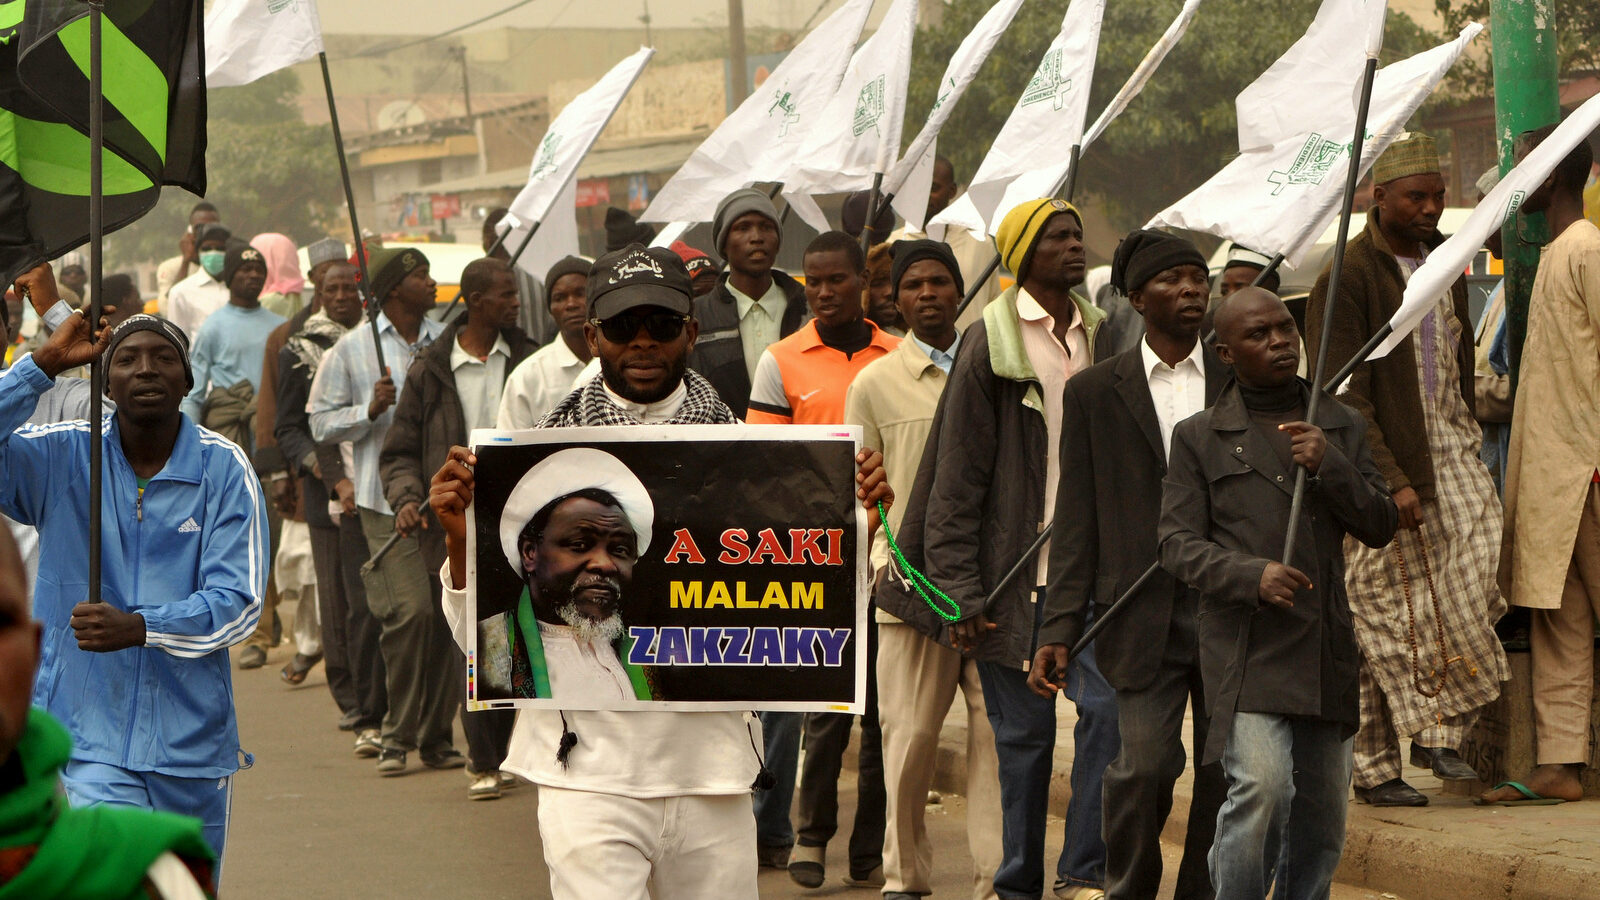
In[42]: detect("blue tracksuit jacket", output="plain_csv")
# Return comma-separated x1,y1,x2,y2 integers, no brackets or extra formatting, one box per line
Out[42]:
0,354,266,778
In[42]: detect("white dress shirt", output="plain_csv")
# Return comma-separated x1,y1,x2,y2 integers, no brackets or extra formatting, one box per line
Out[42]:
450,333,511,432
537,622,637,701
495,336,589,429
165,269,229,343
1140,336,1207,458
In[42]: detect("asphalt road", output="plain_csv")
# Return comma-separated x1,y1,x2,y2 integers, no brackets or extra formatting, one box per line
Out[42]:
225,639,1400,899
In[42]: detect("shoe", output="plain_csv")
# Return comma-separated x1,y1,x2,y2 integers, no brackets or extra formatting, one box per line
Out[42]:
884,894,925,900
788,844,825,888
756,843,791,869
236,645,267,670
376,749,407,776
353,729,381,758
843,865,885,887
1354,777,1428,807
423,748,467,770
337,709,363,732
280,652,322,685
1411,744,1480,781
468,772,502,801
498,771,518,790
1055,887,1106,900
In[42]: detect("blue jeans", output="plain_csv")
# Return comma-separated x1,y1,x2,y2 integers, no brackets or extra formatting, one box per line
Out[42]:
754,710,803,850
977,636,1117,900
1210,713,1352,900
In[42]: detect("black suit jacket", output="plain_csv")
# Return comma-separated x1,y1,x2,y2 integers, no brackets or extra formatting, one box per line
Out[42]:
1038,342,1228,692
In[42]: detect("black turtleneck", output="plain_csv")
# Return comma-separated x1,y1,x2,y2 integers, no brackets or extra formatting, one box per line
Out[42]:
1239,380,1306,472
816,318,873,358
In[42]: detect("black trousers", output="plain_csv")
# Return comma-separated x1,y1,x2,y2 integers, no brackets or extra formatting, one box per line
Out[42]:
307,519,357,716
337,513,387,731
1102,600,1226,900
795,620,885,876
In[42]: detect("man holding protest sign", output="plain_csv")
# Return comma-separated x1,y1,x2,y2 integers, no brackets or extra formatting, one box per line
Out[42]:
880,198,1115,900
1305,133,1509,807
428,243,891,898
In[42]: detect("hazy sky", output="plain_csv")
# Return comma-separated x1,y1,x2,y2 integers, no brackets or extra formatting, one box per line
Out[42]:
312,0,868,36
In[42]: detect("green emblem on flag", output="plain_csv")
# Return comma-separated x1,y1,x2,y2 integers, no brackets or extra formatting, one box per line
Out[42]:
852,75,885,137
1267,133,1348,196
530,132,563,180
267,0,298,14
768,85,799,137
1021,48,1071,110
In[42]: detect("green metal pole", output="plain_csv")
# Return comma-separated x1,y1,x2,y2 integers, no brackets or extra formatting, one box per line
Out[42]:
1491,0,1560,387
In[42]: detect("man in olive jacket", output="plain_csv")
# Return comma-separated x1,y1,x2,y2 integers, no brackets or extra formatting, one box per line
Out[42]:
1159,288,1397,900
879,198,1114,900
379,257,535,797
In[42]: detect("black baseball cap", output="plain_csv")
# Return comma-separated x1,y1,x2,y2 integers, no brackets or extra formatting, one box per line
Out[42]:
588,244,695,319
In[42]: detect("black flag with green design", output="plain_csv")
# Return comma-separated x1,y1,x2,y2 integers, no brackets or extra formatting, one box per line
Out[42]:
0,0,206,285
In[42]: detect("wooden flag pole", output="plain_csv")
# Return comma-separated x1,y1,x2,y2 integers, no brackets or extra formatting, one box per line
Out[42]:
87,0,105,604
860,171,884,256
1281,54,1380,564
318,51,386,374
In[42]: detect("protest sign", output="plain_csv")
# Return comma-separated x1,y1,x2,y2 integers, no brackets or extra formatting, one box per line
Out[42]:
465,424,869,713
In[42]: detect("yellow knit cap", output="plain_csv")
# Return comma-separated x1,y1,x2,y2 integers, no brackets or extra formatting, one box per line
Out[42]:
995,198,1081,282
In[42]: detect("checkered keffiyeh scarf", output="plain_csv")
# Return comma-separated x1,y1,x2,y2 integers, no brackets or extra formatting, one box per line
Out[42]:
536,368,738,427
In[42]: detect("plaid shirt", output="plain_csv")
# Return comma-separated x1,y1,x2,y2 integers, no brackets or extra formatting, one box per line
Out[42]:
307,312,443,514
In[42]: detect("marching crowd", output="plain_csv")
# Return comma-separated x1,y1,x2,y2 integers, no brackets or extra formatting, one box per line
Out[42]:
0,125,1596,900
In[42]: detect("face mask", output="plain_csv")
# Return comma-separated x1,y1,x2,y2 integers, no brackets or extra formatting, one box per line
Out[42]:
199,250,225,278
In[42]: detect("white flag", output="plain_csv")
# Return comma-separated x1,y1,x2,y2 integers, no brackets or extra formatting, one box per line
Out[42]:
508,47,655,226
499,178,582,285
1081,0,1204,148
206,0,326,88
1371,90,1600,360
1147,24,1481,269
883,0,1027,229
639,0,873,225
1235,0,1388,152
927,0,1105,238
781,0,919,232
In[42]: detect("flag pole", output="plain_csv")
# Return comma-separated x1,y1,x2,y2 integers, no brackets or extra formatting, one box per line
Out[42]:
956,143,1081,320
318,51,386,374
1250,252,1286,287
440,222,541,320
860,171,884,255
87,0,105,604
1281,54,1380,564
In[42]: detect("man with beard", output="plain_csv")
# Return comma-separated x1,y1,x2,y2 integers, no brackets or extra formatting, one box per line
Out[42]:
275,262,388,753
428,243,894,897
1305,133,1509,807
1159,287,1396,899
497,256,592,429
474,448,658,701
0,309,267,870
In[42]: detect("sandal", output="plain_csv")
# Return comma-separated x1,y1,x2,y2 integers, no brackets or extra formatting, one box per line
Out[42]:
280,652,323,685
1473,780,1566,807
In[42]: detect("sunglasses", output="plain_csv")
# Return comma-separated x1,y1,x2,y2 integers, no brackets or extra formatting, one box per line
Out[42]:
590,311,691,344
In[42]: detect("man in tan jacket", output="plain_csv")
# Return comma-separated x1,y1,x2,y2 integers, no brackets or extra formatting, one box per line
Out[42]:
1481,127,1600,806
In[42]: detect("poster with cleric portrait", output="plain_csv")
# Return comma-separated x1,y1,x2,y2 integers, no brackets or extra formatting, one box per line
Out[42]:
464,424,869,713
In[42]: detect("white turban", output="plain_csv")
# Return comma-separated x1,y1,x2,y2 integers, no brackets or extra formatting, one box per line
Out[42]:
498,447,655,577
